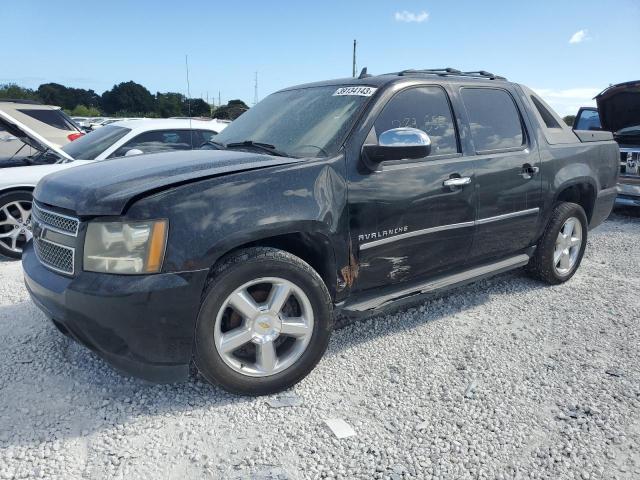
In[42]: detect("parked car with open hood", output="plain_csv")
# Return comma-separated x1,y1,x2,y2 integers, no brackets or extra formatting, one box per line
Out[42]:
574,80,640,207
1,100,84,161
23,68,619,395
0,114,227,258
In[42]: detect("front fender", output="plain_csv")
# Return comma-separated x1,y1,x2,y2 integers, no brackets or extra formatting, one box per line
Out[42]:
125,157,350,273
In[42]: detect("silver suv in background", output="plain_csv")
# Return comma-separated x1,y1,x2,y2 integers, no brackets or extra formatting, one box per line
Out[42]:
0,100,83,161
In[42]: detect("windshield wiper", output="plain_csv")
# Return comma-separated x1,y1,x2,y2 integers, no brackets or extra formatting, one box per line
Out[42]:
225,140,289,157
200,139,227,150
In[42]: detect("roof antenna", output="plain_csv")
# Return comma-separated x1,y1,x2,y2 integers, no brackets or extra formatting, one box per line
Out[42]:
185,54,193,149
358,67,370,79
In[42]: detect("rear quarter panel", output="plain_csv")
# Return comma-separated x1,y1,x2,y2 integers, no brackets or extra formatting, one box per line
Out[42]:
538,140,618,233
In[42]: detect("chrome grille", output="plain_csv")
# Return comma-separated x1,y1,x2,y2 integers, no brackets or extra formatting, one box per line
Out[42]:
34,237,74,275
32,203,79,236
621,149,640,176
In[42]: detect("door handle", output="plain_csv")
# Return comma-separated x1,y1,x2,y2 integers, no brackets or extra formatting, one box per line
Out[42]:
443,176,472,187
521,164,539,179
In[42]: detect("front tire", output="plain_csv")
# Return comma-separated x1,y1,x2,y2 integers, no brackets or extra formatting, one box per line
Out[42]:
194,247,333,395
0,191,33,259
527,202,588,284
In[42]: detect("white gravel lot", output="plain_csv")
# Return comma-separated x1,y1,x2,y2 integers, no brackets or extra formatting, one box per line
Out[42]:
0,211,639,480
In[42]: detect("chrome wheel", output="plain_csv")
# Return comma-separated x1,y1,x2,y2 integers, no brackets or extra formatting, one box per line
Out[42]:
0,200,32,254
213,277,314,377
553,216,582,276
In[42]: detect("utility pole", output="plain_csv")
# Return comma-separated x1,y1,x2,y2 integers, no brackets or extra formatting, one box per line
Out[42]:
253,72,259,106
218,91,221,107
352,39,357,77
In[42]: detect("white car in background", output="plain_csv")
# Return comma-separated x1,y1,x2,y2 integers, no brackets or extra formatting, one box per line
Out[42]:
0,113,228,258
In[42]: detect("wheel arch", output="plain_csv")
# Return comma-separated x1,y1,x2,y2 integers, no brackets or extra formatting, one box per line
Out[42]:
0,185,35,196
552,178,597,223
204,228,338,300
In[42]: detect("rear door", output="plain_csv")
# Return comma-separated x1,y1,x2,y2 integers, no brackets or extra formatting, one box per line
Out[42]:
455,86,543,262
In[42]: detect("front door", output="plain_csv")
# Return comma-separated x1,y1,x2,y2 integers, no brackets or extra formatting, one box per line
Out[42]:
457,87,543,261
347,85,477,293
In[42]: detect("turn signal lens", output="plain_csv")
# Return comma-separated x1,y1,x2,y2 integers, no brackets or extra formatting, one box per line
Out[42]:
146,220,168,273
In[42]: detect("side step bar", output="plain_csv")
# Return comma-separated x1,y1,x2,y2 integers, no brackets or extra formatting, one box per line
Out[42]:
340,253,531,314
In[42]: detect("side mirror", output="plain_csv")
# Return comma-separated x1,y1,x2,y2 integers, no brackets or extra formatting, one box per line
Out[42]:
363,128,431,163
124,148,144,157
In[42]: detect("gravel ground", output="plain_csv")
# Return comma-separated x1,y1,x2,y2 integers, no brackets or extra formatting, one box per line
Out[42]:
0,211,639,480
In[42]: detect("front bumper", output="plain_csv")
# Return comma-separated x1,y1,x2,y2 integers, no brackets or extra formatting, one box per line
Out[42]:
616,179,640,207
23,242,209,383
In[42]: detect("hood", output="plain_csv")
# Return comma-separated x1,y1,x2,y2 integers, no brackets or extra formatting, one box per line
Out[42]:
0,110,74,161
595,80,640,134
34,149,303,216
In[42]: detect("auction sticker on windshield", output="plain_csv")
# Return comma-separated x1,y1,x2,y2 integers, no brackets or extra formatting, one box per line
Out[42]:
333,86,377,97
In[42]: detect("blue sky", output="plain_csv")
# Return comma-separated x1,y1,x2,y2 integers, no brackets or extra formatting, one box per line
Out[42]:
1,0,638,116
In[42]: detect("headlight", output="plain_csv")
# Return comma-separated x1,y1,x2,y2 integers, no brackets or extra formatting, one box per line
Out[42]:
84,220,168,274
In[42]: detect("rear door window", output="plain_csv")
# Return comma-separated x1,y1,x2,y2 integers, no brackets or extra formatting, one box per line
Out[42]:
461,88,525,152
16,109,78,131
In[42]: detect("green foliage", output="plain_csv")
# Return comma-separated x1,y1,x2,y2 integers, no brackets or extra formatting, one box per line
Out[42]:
156,92,185,118
184,98,211,117
1,81,229,119
213,99,249,120
101,81,155,116
563,115,576,127
70,105,101,117
0,83,38,100
37,83,101,110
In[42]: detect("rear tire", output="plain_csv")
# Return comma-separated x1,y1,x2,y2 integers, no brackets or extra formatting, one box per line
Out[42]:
0,191,33,259
194,247,333,396
527,202,588,284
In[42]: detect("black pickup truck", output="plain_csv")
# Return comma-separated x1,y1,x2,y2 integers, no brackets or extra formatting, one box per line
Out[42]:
23,68,619,395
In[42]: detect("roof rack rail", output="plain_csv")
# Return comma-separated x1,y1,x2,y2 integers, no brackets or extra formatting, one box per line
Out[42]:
397,68,506,80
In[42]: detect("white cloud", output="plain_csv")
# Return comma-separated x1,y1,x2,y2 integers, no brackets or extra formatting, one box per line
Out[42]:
569,29,589,44
533,87,601,117
394,10,429,23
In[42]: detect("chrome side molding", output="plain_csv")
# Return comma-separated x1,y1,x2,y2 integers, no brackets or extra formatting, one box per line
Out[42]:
359,207,539,251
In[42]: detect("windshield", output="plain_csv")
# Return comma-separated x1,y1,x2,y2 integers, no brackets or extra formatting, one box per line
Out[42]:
62,125,131,160
213,85,374,158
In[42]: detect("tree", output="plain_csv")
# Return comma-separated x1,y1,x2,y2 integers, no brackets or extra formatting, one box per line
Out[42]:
37,83,101,110
183,98,211,117
563,115,576,127
156,92,185,118
70,105,101,117
0,83,38,101
213,99,249,120
102,81,155,116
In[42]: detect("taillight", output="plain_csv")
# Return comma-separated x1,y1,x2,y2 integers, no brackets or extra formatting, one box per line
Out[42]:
67,132,84,142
